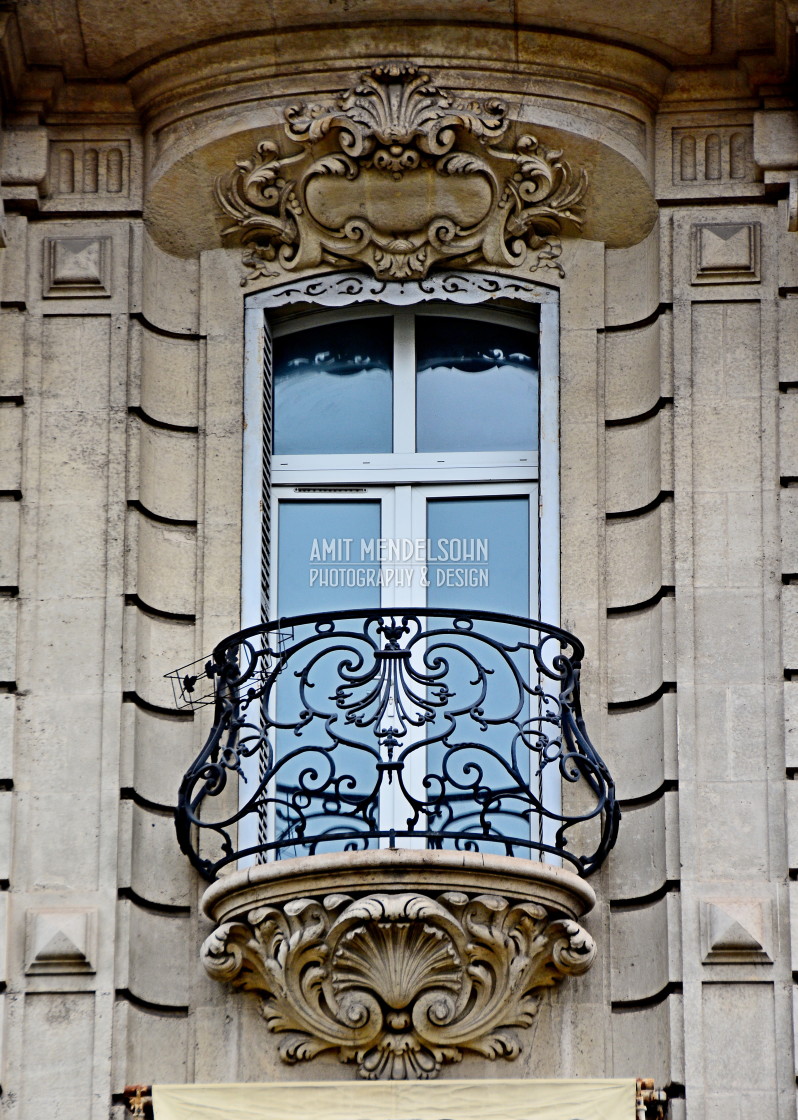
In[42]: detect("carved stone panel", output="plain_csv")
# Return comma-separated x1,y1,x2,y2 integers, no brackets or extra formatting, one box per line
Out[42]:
200,851,597,1081
215,64,587,284
50,141,129,199
691,221,761,284
25,908,97,975
42,236,112,298
700,900,772,964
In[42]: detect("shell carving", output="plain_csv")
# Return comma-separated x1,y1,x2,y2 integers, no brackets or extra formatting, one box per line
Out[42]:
202,889,596,1080
333,921,461,1009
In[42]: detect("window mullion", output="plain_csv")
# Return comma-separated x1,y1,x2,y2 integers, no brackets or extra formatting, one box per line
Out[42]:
393,309,416,454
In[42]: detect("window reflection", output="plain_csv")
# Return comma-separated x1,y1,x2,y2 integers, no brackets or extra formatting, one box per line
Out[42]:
416,316,538,453
273,318,393,454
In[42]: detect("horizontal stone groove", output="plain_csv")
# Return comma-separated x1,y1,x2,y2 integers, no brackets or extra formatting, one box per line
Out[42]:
126,499,197,528
601,302,672,334
0,395,23,407
780,477,798,488
124,593,196,624
605,397,673,428
784,669,798,681
0,301,26,311
607,585,675,616
606,491,674,520
610,879,680,911
611,981,683,1012
0,879,9,891
618,778,678,811
608,681,677,712
34,208,143,220
122,690,194,720
780,382,798,392
0,682,17,694
665,1084,686,1100
118,887,190,916
130,311,204,342
128,405,199,435
0,491,22,502
782,574,798,584
120,786,175,815
787,768,798,779
0,586,19,598
0,981,6,995
0,779,13,791
659,193,766,208
115,988,189,1017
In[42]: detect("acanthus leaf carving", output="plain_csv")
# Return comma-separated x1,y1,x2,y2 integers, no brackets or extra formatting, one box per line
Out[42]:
201,889,596,1080
215,64,587,283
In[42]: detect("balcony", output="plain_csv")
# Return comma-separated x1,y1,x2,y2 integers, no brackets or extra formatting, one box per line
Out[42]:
172,608,619,1079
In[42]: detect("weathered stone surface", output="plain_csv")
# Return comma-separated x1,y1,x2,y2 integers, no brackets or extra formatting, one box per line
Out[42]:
202,852,595,1080
0,0,796,1111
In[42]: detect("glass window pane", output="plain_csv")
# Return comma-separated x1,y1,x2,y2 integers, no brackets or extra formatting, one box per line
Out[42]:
426,495,530,616
426,496,533,853
416,317,538,453
275,500,382,858
273,318,393,454
277,499,381,614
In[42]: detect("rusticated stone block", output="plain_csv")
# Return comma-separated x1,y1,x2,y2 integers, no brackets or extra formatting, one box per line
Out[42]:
611,995,683,1085
139,327,200,428
605,416,664,514
116,899,191,1008
604,317,662,422
605,506,664,609
112,1000,189,1087
137,424,198,522
610,894,678,1003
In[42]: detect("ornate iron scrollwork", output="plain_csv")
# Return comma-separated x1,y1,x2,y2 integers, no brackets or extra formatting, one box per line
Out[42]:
174,608,619,879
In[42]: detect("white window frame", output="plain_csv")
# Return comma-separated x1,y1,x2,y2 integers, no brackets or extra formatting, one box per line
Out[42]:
239,271,561,859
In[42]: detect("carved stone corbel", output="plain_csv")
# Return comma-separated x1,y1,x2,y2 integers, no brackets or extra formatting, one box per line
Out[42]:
200,851,597,1080
215,63,587,283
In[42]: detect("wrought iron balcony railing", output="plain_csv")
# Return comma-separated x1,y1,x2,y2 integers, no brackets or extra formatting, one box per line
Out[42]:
173,608,619,880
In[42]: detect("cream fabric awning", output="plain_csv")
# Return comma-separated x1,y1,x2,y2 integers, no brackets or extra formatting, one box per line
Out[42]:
152,1078,637,1120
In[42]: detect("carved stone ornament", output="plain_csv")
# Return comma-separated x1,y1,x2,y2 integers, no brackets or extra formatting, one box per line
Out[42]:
215,63,587,283
201,857,596,1080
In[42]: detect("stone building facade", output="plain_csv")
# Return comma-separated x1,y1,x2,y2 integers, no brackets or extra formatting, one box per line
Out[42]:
1,1,798,1118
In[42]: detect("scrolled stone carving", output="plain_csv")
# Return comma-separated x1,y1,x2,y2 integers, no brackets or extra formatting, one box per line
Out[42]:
201,888,596,1080
215,63,587,283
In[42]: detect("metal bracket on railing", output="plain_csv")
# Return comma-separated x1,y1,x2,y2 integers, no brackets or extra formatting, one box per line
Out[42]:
123,1086,152,1120
165,656,217,710
636,1080,669,1120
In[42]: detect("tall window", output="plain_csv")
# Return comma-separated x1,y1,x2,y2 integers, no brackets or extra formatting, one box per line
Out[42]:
241,292,560,858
